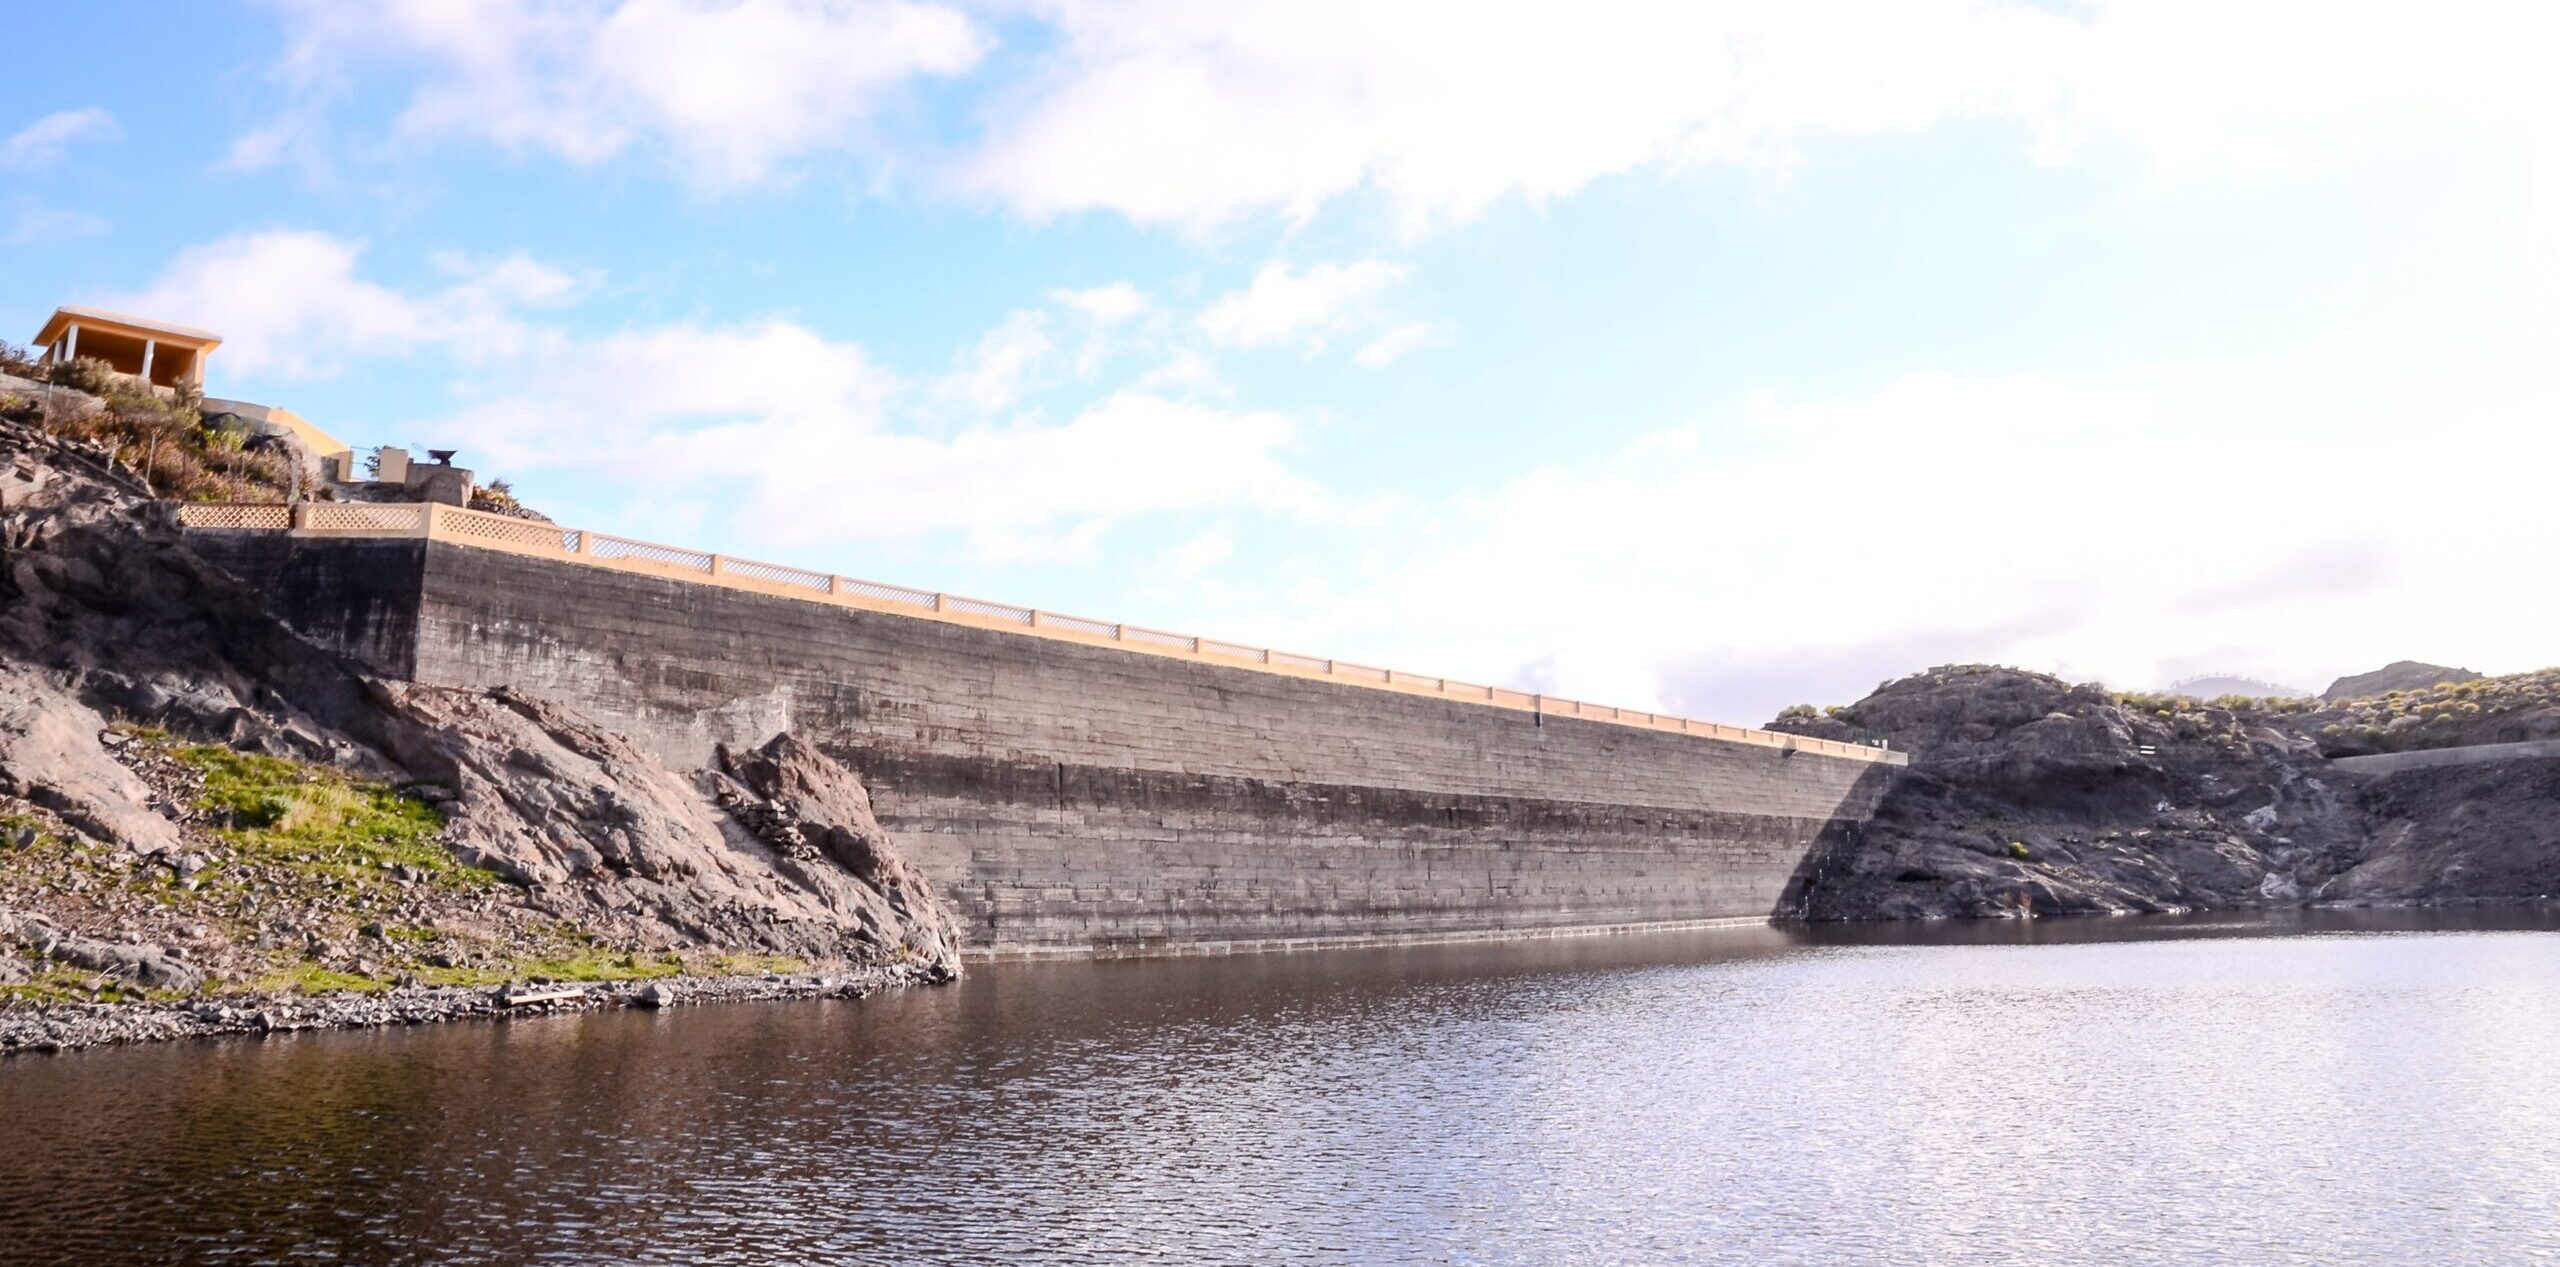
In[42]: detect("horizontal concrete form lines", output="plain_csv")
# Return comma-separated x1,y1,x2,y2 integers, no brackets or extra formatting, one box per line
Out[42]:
188,530,1902,958
176,501,1902,767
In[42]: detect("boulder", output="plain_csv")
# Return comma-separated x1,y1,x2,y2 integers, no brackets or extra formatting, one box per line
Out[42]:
0,665,179,854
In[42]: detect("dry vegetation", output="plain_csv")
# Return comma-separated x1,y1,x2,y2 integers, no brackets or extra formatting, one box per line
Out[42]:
2296,669,2560,752
0,344,294,503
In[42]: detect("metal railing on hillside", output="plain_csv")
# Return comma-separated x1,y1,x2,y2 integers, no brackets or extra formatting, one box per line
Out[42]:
176,501,1905,765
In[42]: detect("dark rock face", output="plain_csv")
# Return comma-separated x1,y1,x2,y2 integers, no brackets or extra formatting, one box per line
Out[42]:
1774,665,2559,920
2324,661,2481,701
2335,759,2560,901
0,414,961,990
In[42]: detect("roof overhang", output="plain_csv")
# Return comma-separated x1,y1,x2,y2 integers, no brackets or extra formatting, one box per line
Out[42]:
33,305,223,351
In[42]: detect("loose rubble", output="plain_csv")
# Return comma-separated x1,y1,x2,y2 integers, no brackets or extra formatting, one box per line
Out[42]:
0,966,911,1054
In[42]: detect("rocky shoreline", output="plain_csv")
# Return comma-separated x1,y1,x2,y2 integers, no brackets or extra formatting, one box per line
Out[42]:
0,403,972,1050
1770,664,2560,920
0,962,937,1055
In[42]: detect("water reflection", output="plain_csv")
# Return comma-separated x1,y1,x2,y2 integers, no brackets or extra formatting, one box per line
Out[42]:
3,910,2557,1265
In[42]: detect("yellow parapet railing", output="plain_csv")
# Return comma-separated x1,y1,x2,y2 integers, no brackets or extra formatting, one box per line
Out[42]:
177,501,1907,766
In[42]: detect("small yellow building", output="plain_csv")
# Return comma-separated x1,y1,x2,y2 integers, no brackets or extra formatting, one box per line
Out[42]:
200,398,359,483
32,305,220,393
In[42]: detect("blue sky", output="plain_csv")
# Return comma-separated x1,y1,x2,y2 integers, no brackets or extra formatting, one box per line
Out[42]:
5,1,2556,721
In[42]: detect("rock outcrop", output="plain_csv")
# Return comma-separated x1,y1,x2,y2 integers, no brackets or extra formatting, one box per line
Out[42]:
0,410,961,1009
1776,665,2560,920
2323,660,2480,701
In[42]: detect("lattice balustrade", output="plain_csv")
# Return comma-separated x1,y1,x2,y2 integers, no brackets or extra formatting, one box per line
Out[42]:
306,503,429,532
1199,638,1267,663
721,558,831,592
1121,626,1197,651
434,508,574,554
1270,650,1329,672
1039,611,1120,637
176,503,292,530
837,577,937,609
943,595,1033,624
587,535,714,572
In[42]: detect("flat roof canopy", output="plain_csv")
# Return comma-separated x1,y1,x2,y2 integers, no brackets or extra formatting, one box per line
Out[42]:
34,305,223,351
33,305,223,390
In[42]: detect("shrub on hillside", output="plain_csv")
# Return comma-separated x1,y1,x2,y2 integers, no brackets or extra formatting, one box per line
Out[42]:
47,355,118,396
24,371,291,502
0,341,43,381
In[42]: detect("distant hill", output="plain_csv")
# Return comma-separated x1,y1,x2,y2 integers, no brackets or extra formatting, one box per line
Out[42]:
2165,674,2311,700
2323,661,2481,702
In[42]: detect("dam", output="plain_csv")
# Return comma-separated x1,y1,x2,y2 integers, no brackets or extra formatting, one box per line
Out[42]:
180,502,1904,959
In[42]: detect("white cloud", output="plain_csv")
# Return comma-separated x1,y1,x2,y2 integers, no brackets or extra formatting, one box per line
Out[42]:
107,229,1321,561
242,1,2560,228
1046,281,1156,373
959,0,2560,231
935,308,1055,414
1158,530,1233,578
1352,320,1446,368
2,108,118,169
1132,348,1224,396
4,202,107,248
1161,351,2560,726
110,231,576,380
1197,259,1408,350
260,0,986,188
430,319,1322,557
1047,281,1149,325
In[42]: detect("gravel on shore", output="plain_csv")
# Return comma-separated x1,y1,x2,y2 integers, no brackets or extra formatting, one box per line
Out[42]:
0,965,932,1055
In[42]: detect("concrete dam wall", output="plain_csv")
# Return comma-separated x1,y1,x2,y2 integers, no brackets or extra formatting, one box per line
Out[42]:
193,519,1902,959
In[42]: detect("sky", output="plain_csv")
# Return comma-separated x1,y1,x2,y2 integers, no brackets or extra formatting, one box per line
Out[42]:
4,1,2557,723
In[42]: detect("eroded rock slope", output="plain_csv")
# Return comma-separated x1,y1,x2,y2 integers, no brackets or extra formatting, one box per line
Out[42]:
0,413,959,1004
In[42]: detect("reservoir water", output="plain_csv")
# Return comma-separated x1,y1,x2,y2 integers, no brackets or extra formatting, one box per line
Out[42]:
2,910,2556,1265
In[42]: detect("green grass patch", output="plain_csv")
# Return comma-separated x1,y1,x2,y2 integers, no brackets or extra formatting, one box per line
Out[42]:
415,949,689,989
0,963,155,1005
707,952,810,976
172,745,494,890
252,961,394,996
409,949,809,989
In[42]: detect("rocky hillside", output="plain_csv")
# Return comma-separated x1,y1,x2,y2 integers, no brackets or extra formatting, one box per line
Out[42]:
2284,668,2560,756
2324,660,2479,701
1772,665,2560,919
0,410,960,1045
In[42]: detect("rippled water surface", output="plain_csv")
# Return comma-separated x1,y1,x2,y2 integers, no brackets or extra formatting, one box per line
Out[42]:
4,910,2560,1265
